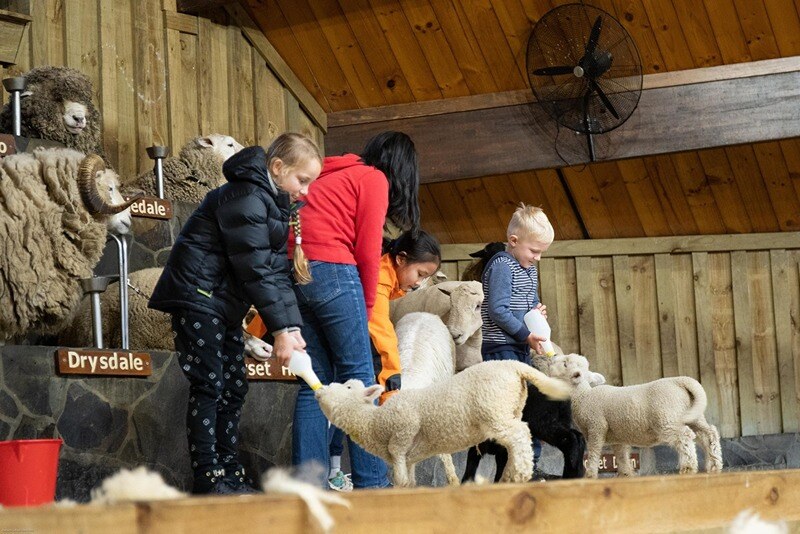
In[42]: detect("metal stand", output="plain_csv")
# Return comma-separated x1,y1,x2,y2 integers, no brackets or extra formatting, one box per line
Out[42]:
146,145,169,199
80,277,113,348
2,77,26,136
107,234,130,349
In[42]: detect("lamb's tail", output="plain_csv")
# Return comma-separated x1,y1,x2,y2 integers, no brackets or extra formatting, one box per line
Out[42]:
519,363,572,400
676,377,708,424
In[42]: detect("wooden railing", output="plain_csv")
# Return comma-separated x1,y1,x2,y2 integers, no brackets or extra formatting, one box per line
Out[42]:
441,232,800,439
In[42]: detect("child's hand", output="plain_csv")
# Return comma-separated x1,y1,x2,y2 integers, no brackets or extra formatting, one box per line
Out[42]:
291,330,306,350
273,331,304,366
535,302,547,319
527,333,548,354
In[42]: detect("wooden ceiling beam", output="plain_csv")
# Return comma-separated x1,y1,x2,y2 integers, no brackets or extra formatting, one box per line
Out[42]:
177,0,235,15
325,56,800,183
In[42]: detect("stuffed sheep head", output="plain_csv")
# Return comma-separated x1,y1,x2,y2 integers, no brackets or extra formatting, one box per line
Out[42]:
194,134,244,162
78,154,135,235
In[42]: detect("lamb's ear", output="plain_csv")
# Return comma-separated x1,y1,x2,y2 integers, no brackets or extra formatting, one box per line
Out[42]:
589,372,606,386
195,136,214,149
363,384,384,403
437,286,453,296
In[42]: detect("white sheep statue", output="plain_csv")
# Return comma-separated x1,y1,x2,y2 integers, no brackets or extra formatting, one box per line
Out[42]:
390,281,483,371
129,134,243,202
59,267,169,349
548,353,724,478
0,150,134,341
394,312,459,485
314,360,572,487
0,66,105,157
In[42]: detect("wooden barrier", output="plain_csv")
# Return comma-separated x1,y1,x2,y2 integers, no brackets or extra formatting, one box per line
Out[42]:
442,232,800,440
4,470,800,533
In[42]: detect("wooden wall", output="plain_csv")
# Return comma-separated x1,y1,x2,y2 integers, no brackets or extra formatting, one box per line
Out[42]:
0,0,324,181
442,232,800,439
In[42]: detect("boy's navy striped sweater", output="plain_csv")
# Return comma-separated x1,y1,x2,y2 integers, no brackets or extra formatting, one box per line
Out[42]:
480,251,540,355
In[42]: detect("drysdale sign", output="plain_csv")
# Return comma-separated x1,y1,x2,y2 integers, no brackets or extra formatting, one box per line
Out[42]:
56,349,152,377
123,195,173,220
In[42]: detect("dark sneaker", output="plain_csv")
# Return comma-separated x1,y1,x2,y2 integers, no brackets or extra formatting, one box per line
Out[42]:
223,467,260,494
192,467,228,495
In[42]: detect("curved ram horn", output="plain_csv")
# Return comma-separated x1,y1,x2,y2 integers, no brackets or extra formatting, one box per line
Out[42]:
77,154,137,215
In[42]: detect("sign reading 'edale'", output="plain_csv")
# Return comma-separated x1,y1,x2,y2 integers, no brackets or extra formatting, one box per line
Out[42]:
123,195,173,220
245,356,298,382
56,349,152,377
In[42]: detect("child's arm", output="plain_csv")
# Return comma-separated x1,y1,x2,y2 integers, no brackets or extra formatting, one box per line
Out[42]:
216,193,302,333
485,261,530,343
368,280,401,405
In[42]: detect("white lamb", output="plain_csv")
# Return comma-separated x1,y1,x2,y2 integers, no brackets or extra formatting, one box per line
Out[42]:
390,281,483,371
549,353,723,478
394,312,458,484
315,360,572,487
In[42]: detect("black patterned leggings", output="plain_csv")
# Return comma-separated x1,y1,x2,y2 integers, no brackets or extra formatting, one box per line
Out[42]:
171,309,248,480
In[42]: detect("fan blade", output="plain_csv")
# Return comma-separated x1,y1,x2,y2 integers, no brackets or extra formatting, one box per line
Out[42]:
583,90,595,161
590,79,619,120
532,65,574,76
585,16,603,58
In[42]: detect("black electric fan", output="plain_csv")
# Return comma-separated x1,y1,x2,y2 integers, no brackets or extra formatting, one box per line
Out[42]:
526,3,642,161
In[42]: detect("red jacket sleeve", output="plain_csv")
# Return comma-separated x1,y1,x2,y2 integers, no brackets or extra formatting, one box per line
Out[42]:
354,170,389,316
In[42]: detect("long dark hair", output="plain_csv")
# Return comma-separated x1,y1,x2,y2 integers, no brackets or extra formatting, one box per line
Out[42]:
384,230,441,267
360,131,420,234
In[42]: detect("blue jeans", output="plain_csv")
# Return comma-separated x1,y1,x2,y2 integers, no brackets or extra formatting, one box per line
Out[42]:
483,348,540,463
329,425,345,458
292,261,390,488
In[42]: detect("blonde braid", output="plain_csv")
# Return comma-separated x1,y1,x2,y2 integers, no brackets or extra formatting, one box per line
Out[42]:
290,203,312,284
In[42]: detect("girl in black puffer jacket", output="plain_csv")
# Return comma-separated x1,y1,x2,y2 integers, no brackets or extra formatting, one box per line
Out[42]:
149,133,321,494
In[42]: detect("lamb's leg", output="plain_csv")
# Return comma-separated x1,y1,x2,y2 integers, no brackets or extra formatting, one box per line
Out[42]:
584,427,606,479
407,462,417,487
668,425,698,474
692,417,723,473
493,421,533,484
390,453,410,487
461,446,482,483
438,454,459,486
613,444,634,477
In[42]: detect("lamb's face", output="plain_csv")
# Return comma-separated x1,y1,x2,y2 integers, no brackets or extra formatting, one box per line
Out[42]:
314,379,383,419
550,354,592,385
62,101,89,135
440,282,483,345
97,170,132,235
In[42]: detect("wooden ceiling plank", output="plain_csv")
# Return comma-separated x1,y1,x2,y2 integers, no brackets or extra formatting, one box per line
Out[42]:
615,159,674,236
419,184,454,244
697,148,754,234
641,0,696,71
425,181,483,242
588,160,646,237
723,145,781,232
396,0,471,98
645,154,702,236
610,0,667,74
243,0,332,113
487,0,533,83
452,178,509,242
732,0,782,60
454,0,526,90
505,169,585,241
752,141,800,231
669,152,727,235
779,138,800,202
272,0,359,111
702,0,753,64
558,166,618,239
670,0,723,67
428,0,500,94
306,0,388,108
763,0,800,56
367,0,444,101
478,174,524,233
335,0,415,105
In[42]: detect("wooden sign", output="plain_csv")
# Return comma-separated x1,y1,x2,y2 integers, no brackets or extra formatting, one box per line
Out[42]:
55,349,152,377
245,356,298,382
123,195,173,220
584,452,641,473
0,133,17,157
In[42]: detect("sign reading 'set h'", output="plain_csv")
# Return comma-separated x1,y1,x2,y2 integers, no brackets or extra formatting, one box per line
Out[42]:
584,452,641,473
245,356,298,382
55,349,152,377
123,195,173,220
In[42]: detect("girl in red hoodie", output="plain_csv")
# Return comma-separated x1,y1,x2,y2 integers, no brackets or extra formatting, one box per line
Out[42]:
291,131,419,488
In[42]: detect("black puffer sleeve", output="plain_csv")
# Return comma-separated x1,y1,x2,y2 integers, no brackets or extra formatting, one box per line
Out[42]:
216,192,302,332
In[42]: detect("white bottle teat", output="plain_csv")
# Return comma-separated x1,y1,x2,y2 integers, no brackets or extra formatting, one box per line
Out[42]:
523,308,556,357
288,350,323,390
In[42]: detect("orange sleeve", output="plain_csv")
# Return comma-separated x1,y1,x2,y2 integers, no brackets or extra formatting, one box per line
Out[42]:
245,313,267,339
369,279,401,405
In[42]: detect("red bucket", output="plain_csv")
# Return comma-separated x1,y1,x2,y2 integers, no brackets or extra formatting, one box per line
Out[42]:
0,438,63,506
